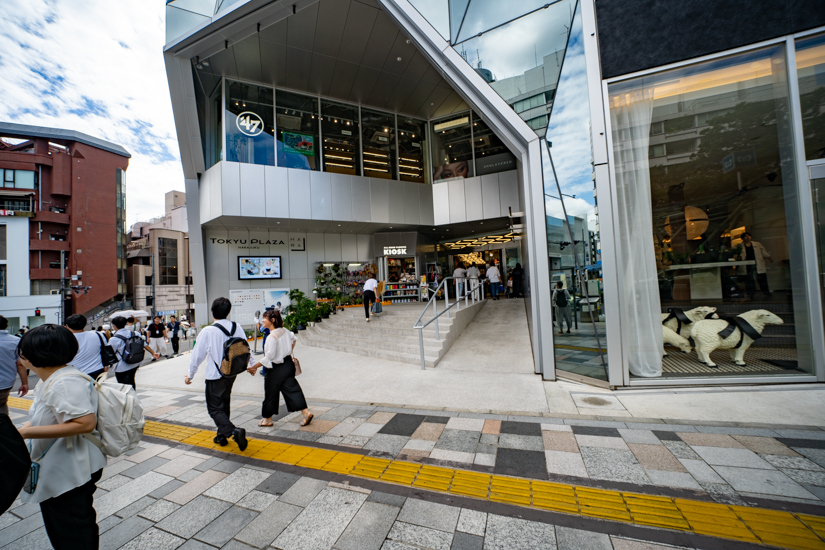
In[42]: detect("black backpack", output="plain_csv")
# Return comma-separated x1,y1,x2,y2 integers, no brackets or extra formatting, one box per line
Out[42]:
0,414,30,515
113,331,146,364
97,332,119,367
555,289,568,308
212,322,251,378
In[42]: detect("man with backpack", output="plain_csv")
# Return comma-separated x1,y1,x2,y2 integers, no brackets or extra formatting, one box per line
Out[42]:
65,314,114,380
553,281,573,334
110,316,158,389
185,297,251,451
167,315,182,356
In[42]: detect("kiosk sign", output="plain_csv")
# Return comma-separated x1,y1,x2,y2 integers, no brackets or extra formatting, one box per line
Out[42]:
384,246,407,256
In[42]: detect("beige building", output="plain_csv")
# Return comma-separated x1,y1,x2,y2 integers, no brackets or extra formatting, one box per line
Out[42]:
126,191,192,319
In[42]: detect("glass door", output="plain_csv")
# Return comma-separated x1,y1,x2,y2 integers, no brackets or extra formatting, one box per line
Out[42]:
813,175,825,314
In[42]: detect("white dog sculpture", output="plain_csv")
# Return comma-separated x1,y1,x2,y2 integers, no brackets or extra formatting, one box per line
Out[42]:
661,306,718,357
662,325,691,356
690,309,783,367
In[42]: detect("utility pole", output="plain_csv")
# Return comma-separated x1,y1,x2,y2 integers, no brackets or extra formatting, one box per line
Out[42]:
151,251,156,316
59,250,65,325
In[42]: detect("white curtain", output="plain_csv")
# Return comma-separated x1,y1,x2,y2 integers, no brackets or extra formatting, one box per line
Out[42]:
611,88,663,377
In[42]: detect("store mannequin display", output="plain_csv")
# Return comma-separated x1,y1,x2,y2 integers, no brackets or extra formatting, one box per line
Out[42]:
661,306,718,340
690,309,783,367
662,325,691,357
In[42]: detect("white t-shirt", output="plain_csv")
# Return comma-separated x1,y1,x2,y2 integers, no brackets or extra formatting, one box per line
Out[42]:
188,319,252,380
487,266,501,283
263,328,296,365
70,331,107,375
22,367,106,504
466,266,480,279
453,267,466,281
110,328,142,373
364,278,378,292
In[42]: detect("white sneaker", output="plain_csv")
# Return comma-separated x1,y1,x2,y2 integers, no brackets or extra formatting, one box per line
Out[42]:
366,318,370,322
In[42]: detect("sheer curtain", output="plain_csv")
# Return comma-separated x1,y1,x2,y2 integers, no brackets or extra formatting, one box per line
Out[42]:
611,88,662,377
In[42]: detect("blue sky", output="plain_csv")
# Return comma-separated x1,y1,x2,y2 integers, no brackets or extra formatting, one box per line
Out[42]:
0,0,183,223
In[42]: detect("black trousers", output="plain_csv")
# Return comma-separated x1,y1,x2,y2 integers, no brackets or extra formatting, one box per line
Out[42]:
115,367,138,390
364,290,376,319
40,469,102,550
512,279,522,298
88,368,105,382
745,267,771,296
170,336,180,354
262,356,307,418
206,376,237,437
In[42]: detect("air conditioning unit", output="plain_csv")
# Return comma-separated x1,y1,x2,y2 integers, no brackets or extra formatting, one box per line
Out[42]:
50,289,61,295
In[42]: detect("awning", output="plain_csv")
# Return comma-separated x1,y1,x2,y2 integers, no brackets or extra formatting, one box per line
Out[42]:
126,248,151,259
0,189,36,197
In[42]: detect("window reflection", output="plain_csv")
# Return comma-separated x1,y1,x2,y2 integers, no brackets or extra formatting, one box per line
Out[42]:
796,33,825,160
276,91,319,171
225,81,275,166
473,115,516,175
431,113,473,181
397,116,427,183
409,0,450,41
361,109,396,179
455,0,557,44
321,101,360,176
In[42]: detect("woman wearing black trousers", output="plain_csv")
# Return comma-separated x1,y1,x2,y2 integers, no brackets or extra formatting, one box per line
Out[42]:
247,310,313,427
363,275,379,322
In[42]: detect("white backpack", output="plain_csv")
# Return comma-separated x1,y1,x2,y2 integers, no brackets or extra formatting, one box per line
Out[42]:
47,371,145,457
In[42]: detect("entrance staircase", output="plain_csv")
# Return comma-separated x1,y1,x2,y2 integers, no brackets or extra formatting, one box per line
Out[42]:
298,302,486,368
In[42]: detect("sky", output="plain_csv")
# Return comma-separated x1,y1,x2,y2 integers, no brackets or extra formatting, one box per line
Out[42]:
0,0,183,225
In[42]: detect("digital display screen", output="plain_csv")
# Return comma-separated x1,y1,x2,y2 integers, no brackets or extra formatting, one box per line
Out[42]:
238,257,282,280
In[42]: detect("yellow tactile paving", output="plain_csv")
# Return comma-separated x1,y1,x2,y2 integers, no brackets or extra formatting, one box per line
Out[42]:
7,395,825,550
137,420,825,550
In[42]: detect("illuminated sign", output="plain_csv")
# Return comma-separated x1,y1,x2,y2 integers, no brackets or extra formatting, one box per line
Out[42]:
384,246,407,255
434,117,469,132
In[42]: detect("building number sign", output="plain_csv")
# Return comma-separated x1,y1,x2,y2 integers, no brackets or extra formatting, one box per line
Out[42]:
236,111,264,137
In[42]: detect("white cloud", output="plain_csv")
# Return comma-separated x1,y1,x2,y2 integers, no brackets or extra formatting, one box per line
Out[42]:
0,0,183,223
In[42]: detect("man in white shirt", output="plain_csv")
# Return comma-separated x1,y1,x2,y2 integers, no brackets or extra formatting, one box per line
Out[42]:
453,263,466,299
185,297,251,450
65,314,108,380
466,264,481,300
110,316,158,389
486,261,501,300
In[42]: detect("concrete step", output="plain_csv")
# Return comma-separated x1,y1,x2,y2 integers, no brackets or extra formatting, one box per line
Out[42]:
300,333,444,357
308,321,449,341
297,336,438,367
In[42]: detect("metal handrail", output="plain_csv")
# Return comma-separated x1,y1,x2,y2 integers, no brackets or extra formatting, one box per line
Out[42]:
412,275,486,370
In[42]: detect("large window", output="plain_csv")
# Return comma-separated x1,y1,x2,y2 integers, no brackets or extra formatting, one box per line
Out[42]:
397,116,427,183
276,90,319,171
473,114,516,175
431,113,473,182
361,109,396,179
225,80,275,166
797,33,825,161
321,101,360,176
159,238,178,285
0,170,35,189
609,44,813,379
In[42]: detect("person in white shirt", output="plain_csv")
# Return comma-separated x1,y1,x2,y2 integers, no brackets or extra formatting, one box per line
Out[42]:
466,264,481,300
453,263,467,299
65,314,108,380
185,297,252,450
109,316,158,389
363,276,379,322
16,325,106,549
248,309,313,427
486,261,501,300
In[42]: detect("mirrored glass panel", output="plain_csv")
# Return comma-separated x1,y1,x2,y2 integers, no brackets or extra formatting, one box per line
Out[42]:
276,90,319,171
472,114,516,175
225,80,274,166
455,0,555,44
397,116,427,183
544,2,608,383
321,101,360,176
409,0,450,41
361,109,396,180
431,113,473,182
456,0,573,136
609,44,813,379
796,33,825,161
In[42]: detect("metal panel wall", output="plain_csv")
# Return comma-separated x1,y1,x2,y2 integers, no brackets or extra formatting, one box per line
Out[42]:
432,182,450,225
331,173,353,221
480,174,500,219
388,179,405,223
448,179,466,223
403,181,421,224
288,169,312,219
265,166,290,218
324,233,342,261
351,175,372,221
221,161,241,216
341,233,358,260
239,163,266,218
370,178,390,223
288,231,309,279
310,171,332,220
498,170,519,217
464,176,483,221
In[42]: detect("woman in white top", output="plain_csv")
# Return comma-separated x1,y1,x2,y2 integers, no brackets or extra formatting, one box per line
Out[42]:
363,275,379,322
16,325,106,550
247,310,313,427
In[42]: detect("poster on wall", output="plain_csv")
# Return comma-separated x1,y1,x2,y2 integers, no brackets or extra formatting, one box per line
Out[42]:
229,288,291,326
283,132,315,156
238,256,282,280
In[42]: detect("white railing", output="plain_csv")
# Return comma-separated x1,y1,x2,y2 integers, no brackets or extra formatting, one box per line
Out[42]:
412,276,486,370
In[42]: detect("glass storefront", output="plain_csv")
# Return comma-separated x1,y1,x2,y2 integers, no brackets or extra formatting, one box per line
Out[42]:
608,44,814,379
473,116,516,175
321,101,360,176
361,109,397,180
431,113,474,182
225,81,275,166
397,116,427,183
276,90,319,171
796,33,825,161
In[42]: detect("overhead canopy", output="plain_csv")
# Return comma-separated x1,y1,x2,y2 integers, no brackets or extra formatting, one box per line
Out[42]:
126,248,152,259
109,309,151,319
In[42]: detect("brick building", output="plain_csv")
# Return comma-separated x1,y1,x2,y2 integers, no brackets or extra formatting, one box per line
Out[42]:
0,122,130,331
